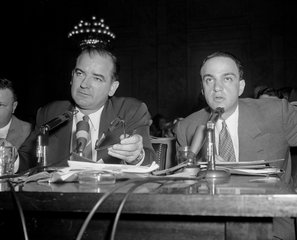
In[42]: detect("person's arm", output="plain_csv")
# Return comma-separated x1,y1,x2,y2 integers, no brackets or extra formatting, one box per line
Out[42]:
17,129,39,172
17,106,48,172
107,101,155,166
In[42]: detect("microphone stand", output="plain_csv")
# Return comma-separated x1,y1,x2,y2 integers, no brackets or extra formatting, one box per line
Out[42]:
35,110,77,172
204,120,230,181
36,126,49,171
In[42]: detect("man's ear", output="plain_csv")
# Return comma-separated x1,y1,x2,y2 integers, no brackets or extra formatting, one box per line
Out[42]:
12,101,18,114
108,81,119,97
201,88,204,96
70,70,74,85
239,79,246,96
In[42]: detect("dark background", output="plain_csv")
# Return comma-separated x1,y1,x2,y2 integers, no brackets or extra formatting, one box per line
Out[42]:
1,0,297,124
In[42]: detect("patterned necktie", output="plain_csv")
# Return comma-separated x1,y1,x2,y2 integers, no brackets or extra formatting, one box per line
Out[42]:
82,115,92,160
219,120,236,162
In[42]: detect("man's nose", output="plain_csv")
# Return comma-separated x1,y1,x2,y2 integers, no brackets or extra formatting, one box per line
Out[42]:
80,76,90,88
214,80,223,91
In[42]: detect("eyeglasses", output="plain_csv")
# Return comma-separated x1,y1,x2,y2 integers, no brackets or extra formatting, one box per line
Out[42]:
95,117,126,151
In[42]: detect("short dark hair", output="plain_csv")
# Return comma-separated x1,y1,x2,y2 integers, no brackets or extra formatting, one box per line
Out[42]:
256,87,279,99
200,51,244,80
0,78,17,101
77,46,120,82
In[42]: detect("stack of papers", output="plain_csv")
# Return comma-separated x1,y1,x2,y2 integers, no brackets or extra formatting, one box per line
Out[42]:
67,160,159,174
197,159,284,176
19,161,159,184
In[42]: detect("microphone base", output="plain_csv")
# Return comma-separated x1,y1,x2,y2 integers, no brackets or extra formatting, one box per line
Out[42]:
204,169,230,181
182,166,200,177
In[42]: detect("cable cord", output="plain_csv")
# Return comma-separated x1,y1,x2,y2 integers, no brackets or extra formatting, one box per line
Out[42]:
75,178,142,240
76,176,203,240
7,180,29,240
109,176,204,240
109,179,164,240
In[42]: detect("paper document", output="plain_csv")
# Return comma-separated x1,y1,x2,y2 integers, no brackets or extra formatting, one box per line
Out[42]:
197,159,284,176
197,159,284,168
19,161,160,184
67,160,159,174
217,167,283,176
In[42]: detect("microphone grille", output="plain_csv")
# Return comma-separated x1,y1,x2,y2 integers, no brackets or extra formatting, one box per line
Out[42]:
76,119,90,132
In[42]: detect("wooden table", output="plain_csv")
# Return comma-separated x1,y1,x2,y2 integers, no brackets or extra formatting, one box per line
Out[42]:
0,173,297,240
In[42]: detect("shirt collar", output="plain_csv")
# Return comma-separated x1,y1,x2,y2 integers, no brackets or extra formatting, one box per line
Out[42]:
74,106,104,131
225,105,239,126
0,118,12,138
216,105,239,130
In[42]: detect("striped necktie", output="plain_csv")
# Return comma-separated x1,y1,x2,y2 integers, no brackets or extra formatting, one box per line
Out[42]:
219,120,236,162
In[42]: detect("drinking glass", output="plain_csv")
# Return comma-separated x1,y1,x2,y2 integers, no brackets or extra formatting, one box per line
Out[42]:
0,140,16,177
177,146,195,164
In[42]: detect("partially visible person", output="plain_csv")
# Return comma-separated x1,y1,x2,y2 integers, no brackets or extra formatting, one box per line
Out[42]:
175,51,297,240
150,113,167,137
278,86,297,107
0,78,31,149
18,46,155,171
255,86,279,99
253,85,268,98
150,113,179,138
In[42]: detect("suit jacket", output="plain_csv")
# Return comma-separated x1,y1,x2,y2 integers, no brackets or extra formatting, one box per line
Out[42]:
176,98,297,183
6,115,32,149
18,97,155,171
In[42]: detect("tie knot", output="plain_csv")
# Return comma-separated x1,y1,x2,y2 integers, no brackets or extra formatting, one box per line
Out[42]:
83,115,90,122
222,120,227,129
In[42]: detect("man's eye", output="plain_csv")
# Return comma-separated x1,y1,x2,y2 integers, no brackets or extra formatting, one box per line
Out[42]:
225,77,233,81
75,71,84,77
94,77,103,82
205,78,213,83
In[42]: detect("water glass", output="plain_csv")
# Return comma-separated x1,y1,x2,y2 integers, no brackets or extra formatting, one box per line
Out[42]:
0,146,16,176
177,146,196,164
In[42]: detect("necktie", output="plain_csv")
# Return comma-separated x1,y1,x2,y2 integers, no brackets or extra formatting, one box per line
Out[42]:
82,115,92,160
219,120,236,162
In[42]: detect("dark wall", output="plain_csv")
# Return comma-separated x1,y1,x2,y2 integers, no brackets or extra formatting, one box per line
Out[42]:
1,0,297,123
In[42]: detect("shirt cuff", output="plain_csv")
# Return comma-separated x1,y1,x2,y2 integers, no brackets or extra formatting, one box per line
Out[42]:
126,148,145,166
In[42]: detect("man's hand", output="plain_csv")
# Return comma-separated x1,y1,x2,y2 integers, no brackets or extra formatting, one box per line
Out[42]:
107,134,144,164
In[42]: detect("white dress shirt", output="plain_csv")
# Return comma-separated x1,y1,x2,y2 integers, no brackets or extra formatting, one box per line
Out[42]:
215,105,239,162
0,119,12,139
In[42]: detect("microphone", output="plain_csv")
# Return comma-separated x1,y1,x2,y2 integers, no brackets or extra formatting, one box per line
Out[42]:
208,107,224,124
189,107,224,156
190,125,206,155
41,110,75,132
76,119,90,155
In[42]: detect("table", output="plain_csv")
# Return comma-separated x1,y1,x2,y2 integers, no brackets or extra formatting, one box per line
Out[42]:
0,173,297,240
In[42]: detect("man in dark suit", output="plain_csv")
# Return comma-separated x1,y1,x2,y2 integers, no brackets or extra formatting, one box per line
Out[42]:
18,46,155,171
0,78,31,150
175,51,297,239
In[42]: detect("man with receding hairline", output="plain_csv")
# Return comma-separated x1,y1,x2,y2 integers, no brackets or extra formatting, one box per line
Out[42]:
176,51,297,240
18,46,155,171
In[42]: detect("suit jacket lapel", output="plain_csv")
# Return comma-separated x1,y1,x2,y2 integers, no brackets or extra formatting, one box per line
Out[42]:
6,116,25,149
99,98,117,139
238,100,265,161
